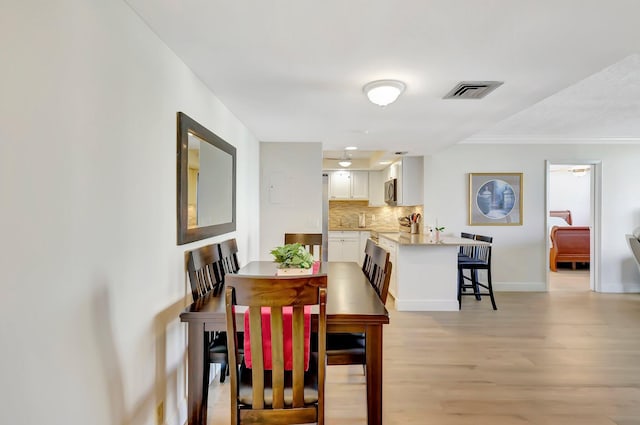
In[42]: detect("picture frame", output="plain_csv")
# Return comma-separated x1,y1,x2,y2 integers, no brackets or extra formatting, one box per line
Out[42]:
469,172,523,226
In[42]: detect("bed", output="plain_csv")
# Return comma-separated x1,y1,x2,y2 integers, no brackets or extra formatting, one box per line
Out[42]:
548,210,590,271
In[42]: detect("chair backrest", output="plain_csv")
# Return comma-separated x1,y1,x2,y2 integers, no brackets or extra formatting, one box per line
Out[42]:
284,233,323,260
369,244,392,304
186,244,224,301
362,238,377,279
219,238,240,275
225,274,327,425
460,232,475,257
473,234,493,264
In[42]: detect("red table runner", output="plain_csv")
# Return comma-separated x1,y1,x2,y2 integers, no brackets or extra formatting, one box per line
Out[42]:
243,305,311,370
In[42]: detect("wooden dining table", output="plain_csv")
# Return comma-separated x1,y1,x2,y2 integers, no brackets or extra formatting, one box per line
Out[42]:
180,261,390,425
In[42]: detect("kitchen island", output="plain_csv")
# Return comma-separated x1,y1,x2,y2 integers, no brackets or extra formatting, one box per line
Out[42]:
378,233,490,311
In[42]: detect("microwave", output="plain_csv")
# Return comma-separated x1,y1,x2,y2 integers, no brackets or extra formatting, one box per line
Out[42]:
384,178,397,205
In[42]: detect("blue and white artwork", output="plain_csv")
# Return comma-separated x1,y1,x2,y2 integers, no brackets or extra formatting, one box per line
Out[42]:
469,173,522,225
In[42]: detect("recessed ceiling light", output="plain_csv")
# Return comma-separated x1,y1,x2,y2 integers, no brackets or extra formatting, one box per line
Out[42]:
345,146,358,151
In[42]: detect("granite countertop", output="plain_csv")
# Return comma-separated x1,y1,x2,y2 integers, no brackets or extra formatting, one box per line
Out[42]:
378,232,491,246
328,226,399,233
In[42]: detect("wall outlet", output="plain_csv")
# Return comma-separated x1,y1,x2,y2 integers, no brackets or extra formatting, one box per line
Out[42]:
156,401,164,425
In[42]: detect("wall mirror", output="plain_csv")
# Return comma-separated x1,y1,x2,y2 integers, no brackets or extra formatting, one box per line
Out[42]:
177,112,236,245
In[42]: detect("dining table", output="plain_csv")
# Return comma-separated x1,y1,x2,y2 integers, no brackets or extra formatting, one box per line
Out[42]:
180,261,390,425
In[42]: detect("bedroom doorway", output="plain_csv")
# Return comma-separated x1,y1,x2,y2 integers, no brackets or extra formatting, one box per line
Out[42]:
545,160,601,292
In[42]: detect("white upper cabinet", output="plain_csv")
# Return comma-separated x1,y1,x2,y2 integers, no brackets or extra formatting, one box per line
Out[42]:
328,170,369,200
368,170,384,206
328,170,351,199
385,156,423,206
350,171,369,199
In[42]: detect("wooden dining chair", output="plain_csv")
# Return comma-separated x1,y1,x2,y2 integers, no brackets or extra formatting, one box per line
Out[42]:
187,244,225,300
284,233,323,261
368,243,392,304
362,238,377,280
225,274,327,425
219,238,241,275
326,244,391,369
186,244,235,383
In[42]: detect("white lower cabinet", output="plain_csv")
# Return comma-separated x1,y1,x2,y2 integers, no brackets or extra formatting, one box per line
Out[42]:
328,231,363,263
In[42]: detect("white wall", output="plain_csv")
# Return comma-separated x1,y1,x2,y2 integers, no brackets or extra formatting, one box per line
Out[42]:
424,144,640,293
260,142,323,259
0,1,259,425
549,167,591,225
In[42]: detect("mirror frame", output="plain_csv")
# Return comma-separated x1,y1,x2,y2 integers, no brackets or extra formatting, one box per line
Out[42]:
177,112,236,245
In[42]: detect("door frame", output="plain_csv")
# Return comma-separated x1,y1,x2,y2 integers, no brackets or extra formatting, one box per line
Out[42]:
545,160,602,292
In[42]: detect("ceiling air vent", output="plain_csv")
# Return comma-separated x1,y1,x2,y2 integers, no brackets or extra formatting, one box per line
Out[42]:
443,81,503,99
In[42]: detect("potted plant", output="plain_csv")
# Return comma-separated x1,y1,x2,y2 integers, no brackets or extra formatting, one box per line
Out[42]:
270,243,315,275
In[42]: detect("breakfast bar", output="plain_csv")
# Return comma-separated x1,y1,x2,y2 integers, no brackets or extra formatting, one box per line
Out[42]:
378,233,490,311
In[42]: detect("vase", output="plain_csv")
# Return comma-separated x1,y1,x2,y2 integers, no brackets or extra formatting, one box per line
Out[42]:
276,267,313,276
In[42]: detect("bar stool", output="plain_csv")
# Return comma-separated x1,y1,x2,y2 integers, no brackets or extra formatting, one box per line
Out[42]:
457,234,497,310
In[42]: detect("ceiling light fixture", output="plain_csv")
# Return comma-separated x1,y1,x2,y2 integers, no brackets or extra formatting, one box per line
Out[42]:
338,151,352,167
345,146,358,150
363,79,406,106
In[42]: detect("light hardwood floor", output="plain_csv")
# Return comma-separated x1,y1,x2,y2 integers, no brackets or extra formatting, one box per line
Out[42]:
206,274,640,424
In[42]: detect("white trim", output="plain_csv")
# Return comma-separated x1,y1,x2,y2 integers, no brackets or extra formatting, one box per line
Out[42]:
177,396,188,425
544,159,602,293
461,136,640,144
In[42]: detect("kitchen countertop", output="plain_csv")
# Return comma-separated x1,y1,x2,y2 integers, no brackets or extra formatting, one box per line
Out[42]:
328,226,399,233
378,232,491,246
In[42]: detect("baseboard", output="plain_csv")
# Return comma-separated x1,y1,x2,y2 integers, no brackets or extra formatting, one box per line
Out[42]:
395,298,459,311
177,396,188,425
493,281,546,291
599,282,640,293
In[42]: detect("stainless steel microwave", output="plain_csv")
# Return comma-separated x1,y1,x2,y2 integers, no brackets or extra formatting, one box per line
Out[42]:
384,178,397,205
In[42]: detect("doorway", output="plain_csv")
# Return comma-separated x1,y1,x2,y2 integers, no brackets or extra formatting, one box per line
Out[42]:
545,160,601,292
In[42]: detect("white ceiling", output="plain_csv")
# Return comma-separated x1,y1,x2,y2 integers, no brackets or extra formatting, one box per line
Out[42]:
126,0,640,156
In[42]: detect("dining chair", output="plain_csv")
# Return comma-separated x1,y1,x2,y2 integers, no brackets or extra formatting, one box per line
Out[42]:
362,238,377,280
458,234,497,310
326,243,391,370
284,233,323,261
219,238,241,275
225,274,327,425
186,244,235,384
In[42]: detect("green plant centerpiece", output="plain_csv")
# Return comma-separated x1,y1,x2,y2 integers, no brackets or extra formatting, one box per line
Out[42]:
270,243,314,270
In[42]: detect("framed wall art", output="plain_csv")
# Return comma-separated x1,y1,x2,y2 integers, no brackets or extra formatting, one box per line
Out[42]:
469,172,523,226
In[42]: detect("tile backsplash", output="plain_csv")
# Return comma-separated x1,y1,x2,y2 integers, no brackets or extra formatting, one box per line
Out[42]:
329,200,423,231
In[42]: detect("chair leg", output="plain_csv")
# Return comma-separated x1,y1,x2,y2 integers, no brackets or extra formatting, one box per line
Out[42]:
219,362,227,383
457,269,462,309
472,270,481,300
487,268,497,310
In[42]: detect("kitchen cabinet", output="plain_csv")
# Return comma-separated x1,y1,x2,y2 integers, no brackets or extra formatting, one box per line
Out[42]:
327,170,369,200
368,171,384,206
385,156,423,206
328,231,360,262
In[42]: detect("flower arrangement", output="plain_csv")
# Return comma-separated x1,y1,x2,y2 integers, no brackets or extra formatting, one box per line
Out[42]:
270,243,314,269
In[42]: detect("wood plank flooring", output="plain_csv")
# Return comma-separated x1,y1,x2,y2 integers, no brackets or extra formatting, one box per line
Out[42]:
205,272,640,424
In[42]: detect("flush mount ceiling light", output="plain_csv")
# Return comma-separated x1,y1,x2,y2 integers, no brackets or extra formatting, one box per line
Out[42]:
338,151,352,167
363,79,406,106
